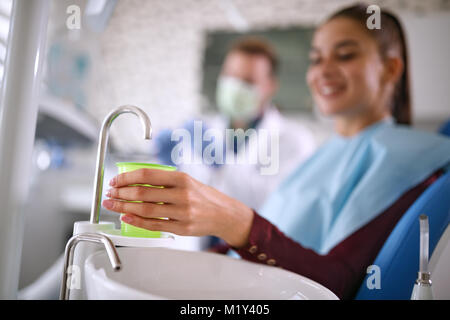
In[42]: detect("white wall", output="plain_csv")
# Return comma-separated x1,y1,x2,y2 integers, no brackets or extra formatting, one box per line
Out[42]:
400,11,450,131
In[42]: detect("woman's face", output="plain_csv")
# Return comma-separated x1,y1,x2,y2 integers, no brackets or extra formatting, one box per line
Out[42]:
307,17,387,118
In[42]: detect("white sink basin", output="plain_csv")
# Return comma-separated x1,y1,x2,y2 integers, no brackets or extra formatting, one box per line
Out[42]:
85,247,338,300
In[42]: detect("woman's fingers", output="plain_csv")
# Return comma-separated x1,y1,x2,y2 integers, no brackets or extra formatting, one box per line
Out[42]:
102,199,183,220
107,185,178,204
103,168,254,247
109,168,188,188
121,214,186,235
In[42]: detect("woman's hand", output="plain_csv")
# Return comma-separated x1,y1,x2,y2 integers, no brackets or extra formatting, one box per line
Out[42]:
102,168,254,248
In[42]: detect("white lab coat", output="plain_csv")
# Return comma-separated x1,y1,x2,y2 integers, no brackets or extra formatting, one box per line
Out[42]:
180,106,317,211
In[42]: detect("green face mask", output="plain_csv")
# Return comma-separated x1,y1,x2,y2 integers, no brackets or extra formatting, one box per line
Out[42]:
215,76,260,122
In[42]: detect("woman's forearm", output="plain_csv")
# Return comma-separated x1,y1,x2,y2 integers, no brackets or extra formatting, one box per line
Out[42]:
217,200,254,248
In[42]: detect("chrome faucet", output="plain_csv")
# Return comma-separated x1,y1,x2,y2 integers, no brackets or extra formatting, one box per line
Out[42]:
90,105,152,224
60,106,151,300
60,233,122,300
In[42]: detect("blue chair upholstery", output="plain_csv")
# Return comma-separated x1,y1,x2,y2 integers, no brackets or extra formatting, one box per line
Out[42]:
439,119,450,137
355,170,450,299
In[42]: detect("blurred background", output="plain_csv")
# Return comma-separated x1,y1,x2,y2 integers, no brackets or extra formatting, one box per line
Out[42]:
0,0,448,297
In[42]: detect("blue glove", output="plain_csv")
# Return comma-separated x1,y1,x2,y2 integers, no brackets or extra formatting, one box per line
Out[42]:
154,128,177,166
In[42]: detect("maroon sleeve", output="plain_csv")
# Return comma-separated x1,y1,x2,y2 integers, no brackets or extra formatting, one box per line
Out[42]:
231,170,443,300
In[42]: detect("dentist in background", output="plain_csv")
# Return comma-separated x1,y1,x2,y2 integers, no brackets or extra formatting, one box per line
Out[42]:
156,37,316,211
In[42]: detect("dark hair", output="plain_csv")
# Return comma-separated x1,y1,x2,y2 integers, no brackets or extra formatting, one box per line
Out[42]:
228,37,279,77
327,4,411,125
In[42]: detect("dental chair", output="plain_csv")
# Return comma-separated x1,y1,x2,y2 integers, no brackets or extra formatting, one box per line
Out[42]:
438,119,450,137
355,170,450,300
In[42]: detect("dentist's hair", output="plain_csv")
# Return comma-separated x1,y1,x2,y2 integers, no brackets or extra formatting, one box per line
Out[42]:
327,4,411,125
229,37,279,77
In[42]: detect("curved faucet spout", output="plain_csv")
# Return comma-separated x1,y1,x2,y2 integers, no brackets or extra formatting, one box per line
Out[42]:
60,233,122,300
90,105,152,224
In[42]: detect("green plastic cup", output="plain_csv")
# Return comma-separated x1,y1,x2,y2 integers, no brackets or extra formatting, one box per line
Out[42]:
115,162,177,238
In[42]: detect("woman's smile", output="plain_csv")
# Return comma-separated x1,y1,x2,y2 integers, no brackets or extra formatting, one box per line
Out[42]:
316,81,347,99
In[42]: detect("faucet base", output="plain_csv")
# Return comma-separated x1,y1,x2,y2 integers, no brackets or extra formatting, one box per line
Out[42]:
73,221,175,248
